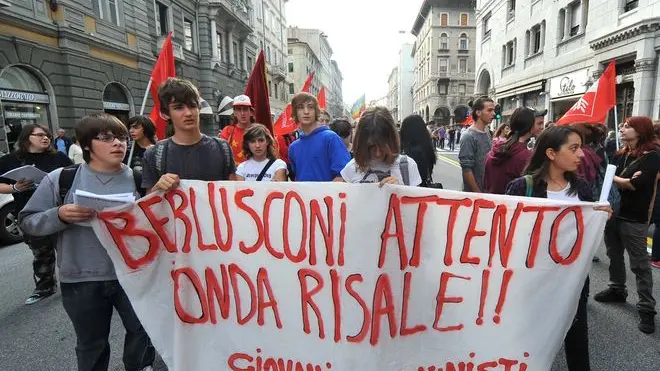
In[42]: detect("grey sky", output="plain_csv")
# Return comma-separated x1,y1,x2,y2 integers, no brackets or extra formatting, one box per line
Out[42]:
286,0,423,106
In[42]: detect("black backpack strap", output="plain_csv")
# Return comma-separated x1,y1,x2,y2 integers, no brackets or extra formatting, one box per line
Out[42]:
256,158,277,181
58,164,81,205
154,139,170,177
213,137,234,177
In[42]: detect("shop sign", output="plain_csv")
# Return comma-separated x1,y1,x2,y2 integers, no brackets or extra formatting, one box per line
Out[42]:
103,102,131,111
4,111,41,119
0,90,50,104
550,69,589,98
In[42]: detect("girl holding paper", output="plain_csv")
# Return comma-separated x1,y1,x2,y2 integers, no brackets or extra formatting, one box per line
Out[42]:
0,123,72,305
594,116,658,335
505,125,612,371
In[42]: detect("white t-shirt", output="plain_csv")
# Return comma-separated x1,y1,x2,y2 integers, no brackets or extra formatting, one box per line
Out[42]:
68,143,84,164
546,183,580,202
340,155,422,186
236,158,287,181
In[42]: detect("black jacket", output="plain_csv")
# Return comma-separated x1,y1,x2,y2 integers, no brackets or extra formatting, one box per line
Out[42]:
505,176,594,202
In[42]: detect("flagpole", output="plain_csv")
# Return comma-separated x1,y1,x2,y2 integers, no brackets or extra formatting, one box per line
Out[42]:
128,78,153,166
613,106,620,149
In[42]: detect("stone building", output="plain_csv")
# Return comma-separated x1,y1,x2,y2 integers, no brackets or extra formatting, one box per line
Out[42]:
0,0,257,152
411,0,477,126
475,0,660,125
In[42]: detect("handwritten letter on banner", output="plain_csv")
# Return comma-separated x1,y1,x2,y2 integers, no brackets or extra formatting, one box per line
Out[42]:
91,181,607,371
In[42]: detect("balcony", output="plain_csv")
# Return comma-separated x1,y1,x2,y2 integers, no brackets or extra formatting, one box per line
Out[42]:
157,36,185,60
269,64,287,81
209,0,253,36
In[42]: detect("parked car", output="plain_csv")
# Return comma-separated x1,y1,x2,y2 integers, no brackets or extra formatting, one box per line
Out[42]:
0,193,23,245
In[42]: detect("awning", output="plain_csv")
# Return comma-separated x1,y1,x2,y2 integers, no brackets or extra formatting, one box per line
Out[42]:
497,81,545,99
550,94,581,102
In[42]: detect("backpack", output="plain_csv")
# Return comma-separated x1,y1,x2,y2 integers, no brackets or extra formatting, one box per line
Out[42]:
58,164,141,204
154,137,234,177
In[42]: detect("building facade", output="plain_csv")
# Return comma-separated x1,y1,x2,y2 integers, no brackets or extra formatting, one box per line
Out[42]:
252,0,290,117
287,27,343,118
411,0,477,126
387,67,399,121
475,0,660,126
398,43,415,122
0,0,257,153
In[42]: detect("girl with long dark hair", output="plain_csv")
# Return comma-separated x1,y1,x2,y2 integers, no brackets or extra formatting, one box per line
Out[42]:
340,107,421,186
484,107,543,194
594,116,659,334
124,115,156,196
0,124,72,305
505,126,611,371
400,115,437,187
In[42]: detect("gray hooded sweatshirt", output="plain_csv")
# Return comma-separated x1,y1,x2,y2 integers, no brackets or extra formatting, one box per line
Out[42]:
19,164,137,283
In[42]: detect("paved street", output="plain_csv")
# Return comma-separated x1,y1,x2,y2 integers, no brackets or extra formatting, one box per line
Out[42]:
0,159,658,370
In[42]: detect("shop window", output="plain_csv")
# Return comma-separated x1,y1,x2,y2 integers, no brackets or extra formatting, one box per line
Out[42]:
0,66,51,152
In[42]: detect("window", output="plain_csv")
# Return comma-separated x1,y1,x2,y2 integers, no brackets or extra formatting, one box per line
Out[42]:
531,23,543,54
266,45,271,63
459,33,468,50
438,82,448,95
288,48,292,55
459,84,466,96
268,81,272,97
439,58,448,73
558,9,566,40
507,0,516,20
155,1,169,36
264,7,270,29
274,82,278,99
256,0,263,19
247,56,253,70
233,41,239,66
271,12,277,31
503,39,516,67
440,13,448,26
94,0,121,26
569,2,581,36
440,33,448,50
459,59,467,73
288,62,294,72
289,83,295,94
183,19,194,51
624,0,638,12
216,33,223,61
460,13,468,26
483,13,492,38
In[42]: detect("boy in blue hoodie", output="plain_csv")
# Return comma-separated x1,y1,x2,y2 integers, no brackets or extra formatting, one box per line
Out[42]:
19,114,155,371
288,92,351,181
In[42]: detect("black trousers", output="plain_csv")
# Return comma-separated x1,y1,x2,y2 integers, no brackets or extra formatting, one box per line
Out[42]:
564,277,590,371
61,280,155,371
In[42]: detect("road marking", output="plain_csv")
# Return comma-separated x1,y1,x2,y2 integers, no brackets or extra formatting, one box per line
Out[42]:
436,154,460,168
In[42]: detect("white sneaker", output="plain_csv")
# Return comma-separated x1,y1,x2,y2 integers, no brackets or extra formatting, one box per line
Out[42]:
141,366,154,371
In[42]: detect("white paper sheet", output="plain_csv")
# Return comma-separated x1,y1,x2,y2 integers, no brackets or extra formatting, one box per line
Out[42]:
1,165,47,183
73,190,135,211
599,164,617,203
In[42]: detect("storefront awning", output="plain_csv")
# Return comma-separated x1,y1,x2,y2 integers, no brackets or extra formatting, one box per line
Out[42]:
497,81,545,99
550,94,581,102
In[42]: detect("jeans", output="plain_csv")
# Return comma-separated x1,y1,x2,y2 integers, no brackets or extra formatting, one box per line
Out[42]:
61,281,155,371
564,278,590,371
604,218,657,315
25,235,57,293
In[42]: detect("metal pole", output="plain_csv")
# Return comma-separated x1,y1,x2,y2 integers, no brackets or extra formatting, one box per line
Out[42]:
613,106,620,150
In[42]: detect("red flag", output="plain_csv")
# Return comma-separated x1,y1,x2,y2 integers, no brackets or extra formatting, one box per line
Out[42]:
556,61,616,126
302,71,315,93
317,86,327,110
244,51,273,133
273,71,316,136
149,32,176,139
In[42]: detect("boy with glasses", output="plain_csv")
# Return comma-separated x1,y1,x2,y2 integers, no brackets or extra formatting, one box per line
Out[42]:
19,113,155,371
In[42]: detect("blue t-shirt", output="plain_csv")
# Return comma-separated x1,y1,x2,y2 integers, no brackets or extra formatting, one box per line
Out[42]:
55,138,66,153
289,126,351,181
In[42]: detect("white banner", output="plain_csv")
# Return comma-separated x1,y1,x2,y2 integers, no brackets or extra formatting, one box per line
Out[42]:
91,181,607,371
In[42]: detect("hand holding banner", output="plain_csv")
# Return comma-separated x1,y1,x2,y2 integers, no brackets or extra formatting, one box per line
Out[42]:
91,182,607,370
